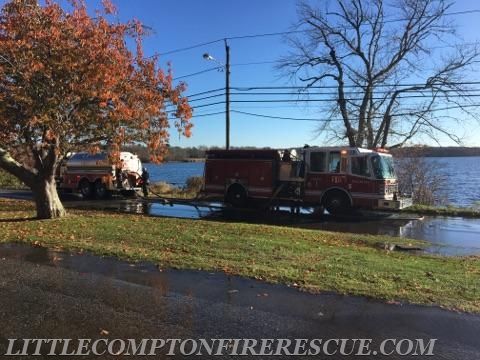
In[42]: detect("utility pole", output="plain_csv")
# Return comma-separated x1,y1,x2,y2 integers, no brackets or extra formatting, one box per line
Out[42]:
224,39,230,150
203,41,231,150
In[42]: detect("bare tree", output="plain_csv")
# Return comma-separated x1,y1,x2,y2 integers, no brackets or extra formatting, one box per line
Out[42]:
395,148,448,205
280,0,480,148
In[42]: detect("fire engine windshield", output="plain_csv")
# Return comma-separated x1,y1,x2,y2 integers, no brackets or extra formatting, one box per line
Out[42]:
371,155,396,179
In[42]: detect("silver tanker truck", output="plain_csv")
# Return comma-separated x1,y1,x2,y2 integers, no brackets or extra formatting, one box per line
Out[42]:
56,152,146,199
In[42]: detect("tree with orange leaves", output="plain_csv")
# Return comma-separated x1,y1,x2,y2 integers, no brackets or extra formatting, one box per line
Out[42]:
0,0,192,219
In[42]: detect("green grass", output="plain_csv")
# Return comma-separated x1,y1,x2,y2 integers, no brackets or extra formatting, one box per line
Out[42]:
403,204,480,218
0,198,479,312
0,170,26,188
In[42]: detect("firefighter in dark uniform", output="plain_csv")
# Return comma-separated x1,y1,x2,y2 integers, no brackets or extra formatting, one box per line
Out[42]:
141,167,150,197
116,160,124,189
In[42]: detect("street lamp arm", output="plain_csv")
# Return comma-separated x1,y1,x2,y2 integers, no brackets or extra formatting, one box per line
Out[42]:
203,53,225,69
202,53,214,61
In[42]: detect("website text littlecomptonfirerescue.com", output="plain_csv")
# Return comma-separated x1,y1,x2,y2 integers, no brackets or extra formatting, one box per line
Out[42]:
4,338,437,356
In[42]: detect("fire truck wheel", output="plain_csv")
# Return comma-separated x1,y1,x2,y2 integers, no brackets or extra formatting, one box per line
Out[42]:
94,181,108,199
323,190,350,215
78,179,93,199
226,184,248,208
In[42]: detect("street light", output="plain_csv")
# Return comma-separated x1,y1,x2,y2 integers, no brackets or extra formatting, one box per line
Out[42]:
203,39,230,150
202,53,214,61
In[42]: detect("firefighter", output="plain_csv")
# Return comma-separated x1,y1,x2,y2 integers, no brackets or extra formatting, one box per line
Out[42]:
282,149,291,162
141,167,150,197
298,145,309,177
116,160,125,188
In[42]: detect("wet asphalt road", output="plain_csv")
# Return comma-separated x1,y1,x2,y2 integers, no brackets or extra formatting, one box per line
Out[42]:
0,244,479,359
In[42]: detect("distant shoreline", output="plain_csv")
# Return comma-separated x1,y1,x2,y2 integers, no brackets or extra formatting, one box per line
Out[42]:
178,158,205,162
391,147,480,157
134,146,480,163
142,158,205,164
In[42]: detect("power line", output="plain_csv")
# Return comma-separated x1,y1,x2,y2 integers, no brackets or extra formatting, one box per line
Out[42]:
393,103,480,115
185,84,480,99
165,81,480,114
186,93,225,104
166,39,479,81
156,9,480,57
173,95,479,112
168,102,480,121
232,110,336,122
231,104,314,110
230,89,480,96
166,91,480,113
157,32,299,57
226,94,480,104
192,111,226,118
170,38,479,80
155,39,223,56
183,82,480,101
165,100,226,112
231,81,480,91
167,95,480,117
227,30,304,41
190,101,226,109
231,104,480,123
173,66,223,80
231,61,278,67
186,88,224,99
383,9,480,24
169,85,480,112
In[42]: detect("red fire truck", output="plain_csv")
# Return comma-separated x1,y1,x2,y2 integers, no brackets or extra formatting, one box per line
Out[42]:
203,147,411,214
56,152,146,199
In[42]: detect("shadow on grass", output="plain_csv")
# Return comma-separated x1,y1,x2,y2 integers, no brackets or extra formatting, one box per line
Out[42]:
0,217,38,223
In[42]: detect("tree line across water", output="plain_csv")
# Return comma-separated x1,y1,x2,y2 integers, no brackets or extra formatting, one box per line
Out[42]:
125,145,480,163
390,147,480,158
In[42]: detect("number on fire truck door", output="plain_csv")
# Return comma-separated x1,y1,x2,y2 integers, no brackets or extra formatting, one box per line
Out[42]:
331,176,343,184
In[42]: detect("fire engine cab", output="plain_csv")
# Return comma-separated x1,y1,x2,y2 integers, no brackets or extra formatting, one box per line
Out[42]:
203,147,411,214
56,151,145,199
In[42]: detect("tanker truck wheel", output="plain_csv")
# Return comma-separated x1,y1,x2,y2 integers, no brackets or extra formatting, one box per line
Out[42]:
78,179,93,199
94,180,108,199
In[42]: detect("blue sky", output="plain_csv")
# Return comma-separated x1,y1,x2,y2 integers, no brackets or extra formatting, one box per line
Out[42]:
3,0,480,148
121,0,306,149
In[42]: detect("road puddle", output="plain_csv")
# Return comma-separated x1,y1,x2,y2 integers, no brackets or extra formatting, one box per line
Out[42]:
0,242,373,314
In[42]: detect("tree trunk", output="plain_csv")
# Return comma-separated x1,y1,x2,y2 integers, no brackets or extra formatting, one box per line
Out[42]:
32,176,66,219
